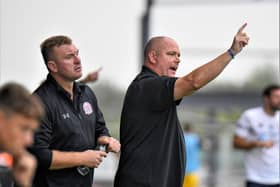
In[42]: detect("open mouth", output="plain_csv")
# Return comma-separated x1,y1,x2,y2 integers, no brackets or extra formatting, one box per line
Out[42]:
170,67,177,71
75,66,82,72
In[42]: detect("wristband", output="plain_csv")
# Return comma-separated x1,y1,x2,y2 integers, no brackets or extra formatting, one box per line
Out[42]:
227,49,235,59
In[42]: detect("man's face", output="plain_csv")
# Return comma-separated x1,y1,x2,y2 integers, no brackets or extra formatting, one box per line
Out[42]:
155,38,181,77
0,112,38,157
266,89,280,111
49,44,82,81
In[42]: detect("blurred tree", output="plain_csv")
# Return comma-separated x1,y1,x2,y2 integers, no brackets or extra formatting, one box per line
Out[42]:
90,81,125,138
242,64,279,91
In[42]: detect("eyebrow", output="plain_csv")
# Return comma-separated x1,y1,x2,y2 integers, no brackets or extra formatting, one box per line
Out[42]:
167,51,180,57
65,49,79,55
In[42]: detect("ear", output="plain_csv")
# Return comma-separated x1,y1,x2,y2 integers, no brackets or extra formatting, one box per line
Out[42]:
47,61,58,73
148,50,157,64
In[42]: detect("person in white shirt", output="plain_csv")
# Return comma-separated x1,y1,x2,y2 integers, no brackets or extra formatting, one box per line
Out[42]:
233,84,280,187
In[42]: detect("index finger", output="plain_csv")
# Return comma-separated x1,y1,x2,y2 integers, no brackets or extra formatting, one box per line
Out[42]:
237,23,247,34
100,151,107,157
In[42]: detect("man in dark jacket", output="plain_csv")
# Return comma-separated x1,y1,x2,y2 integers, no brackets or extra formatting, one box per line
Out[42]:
30,35,120,187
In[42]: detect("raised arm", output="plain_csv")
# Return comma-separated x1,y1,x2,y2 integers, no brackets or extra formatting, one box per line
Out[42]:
79,67,102,84
174,23,249,100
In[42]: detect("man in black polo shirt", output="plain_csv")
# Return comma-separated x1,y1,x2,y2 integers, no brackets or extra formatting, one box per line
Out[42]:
29,35,120,187
114,23,249,187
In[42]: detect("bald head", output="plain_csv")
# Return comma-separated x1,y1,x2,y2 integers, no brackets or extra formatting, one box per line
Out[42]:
142,36,180,77
143,36,178,62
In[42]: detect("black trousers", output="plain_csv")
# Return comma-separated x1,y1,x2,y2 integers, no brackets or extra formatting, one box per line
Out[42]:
247,181,280,187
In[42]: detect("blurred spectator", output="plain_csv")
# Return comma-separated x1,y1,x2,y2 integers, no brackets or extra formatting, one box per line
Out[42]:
0,82,44,187
183,123,201,187
233,84,280,187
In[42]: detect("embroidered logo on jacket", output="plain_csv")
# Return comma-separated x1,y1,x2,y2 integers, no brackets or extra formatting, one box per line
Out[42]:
83,102,93,115
62,113,70,119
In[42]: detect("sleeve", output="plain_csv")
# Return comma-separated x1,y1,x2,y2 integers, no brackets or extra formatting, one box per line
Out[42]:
95,104,110,139
28,110,53,169
235,111,251,138
141,76,177,111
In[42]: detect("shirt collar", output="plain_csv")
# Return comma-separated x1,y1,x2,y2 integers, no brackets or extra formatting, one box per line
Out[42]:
141,65,159,76
46,74,82,98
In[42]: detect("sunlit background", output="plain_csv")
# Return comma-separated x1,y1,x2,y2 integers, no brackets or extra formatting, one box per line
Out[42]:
0,0,279,187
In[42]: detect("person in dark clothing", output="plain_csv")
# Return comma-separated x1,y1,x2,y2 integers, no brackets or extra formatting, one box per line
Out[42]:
114,23,249,187
0,83,44,187
29,35,120,187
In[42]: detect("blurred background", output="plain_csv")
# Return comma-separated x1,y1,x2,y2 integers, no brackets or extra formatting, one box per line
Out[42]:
0,0,279,186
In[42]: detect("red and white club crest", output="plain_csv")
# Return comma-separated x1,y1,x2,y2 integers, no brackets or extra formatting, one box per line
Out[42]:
83,102,93,115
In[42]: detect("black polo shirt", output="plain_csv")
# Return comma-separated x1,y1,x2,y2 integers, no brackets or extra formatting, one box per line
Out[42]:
114,66,186,187
29,74,110,187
